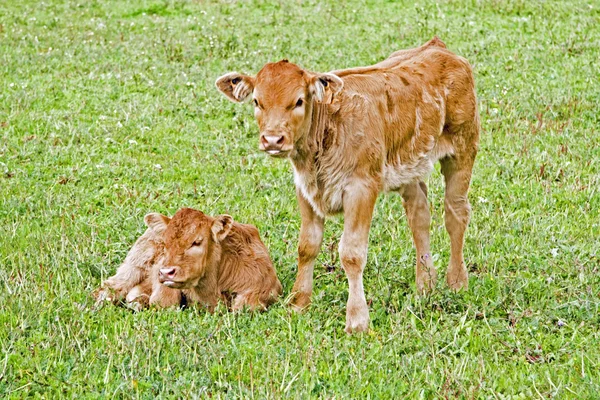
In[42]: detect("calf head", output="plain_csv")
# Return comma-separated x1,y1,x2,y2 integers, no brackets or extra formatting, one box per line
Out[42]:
144,208,233,289
216,60,343,157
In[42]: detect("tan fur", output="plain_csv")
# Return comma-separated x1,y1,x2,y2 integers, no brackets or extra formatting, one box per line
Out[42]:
94,208,282,311
92,226,165,307
216,37,479,333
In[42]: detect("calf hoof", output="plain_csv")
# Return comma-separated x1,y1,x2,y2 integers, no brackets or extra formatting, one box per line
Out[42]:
345,305,370,334
92,287,114,304
446,266,468,291
126,286,150,308
290,292,311,313
126,301,144,312
416,268,438,295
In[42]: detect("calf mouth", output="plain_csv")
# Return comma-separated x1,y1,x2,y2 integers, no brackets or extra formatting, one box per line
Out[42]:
264,149,290,158
161,280,186,289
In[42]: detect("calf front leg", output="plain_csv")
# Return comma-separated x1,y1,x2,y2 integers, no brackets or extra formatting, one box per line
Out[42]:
125,279,153,311
94,229,159,303
96,259,146,304
290,189,324,311
340,184,377,334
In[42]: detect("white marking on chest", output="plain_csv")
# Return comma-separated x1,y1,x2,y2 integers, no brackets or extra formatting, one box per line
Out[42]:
293,166,322,216
292,165,345,217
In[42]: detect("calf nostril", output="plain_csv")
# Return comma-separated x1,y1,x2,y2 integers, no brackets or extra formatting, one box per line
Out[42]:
260,135,268,146
160,267,176,278
276,136,284,145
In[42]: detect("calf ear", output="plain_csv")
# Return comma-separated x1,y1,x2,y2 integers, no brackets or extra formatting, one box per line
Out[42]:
211,215,234,242
215,72,255,103
144,213,170,234
310,73,343,104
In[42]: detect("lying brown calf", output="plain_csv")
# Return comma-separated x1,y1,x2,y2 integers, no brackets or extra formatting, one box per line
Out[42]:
95,208,282,311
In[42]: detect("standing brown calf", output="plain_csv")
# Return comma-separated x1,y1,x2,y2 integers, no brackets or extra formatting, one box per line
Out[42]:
95,208,282,311
216,37,479,333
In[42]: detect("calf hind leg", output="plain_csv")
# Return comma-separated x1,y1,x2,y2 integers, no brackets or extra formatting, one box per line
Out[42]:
440,136,477,290
401,181,437,294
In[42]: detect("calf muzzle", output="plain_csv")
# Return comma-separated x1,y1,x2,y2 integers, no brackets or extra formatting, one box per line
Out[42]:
159,267,178,287
260,134,286,154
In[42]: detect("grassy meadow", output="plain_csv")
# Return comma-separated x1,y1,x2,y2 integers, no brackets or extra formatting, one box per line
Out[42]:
1,0,599,397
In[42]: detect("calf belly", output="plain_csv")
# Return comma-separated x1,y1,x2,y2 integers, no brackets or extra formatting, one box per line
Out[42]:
383,136,455,192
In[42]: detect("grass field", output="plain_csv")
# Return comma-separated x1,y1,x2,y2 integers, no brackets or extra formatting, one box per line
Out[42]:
1,0,599,397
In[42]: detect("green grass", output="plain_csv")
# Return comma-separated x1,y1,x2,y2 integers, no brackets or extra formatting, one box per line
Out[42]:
1,0,599,397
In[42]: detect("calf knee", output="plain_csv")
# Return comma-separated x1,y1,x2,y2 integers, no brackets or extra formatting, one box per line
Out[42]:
445,195,471,224
298,238,321,263
126,284,151,306
339,243,367,278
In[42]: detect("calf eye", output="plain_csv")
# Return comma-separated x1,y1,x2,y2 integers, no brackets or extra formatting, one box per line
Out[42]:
231,77,241,85
295,98,304,108
253,99,259,108
191,239,203,247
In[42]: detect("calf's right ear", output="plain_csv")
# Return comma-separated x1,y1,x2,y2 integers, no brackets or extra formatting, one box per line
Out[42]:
211,215,234,243
144,213,170,234
215,72,255,103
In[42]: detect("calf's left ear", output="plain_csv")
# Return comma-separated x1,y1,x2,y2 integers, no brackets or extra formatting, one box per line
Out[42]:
215,72,255,103
310,73,343,104
211,215,234,242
